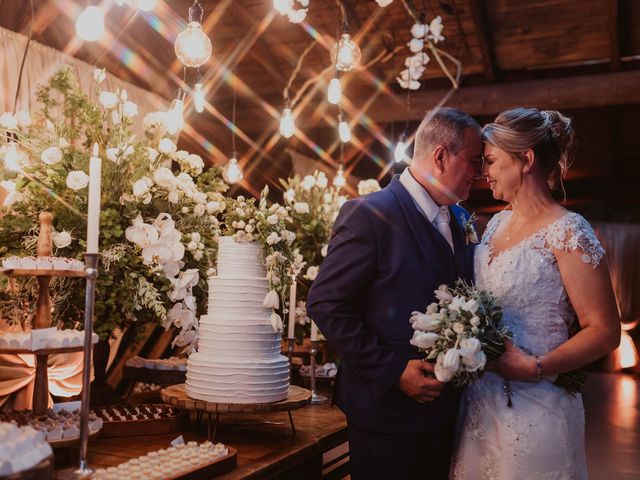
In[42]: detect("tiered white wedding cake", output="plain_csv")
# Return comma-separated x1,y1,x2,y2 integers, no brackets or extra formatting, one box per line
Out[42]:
186,237,289,404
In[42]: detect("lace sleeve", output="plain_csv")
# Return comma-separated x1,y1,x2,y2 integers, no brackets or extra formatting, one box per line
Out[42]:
546,212,605,267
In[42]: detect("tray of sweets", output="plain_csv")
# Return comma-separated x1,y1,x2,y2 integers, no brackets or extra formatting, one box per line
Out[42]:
94,404,188,438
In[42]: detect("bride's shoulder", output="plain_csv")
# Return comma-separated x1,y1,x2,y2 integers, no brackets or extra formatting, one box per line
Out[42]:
545,211,605,267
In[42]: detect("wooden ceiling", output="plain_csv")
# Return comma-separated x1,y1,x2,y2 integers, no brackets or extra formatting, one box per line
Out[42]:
1,0,639,219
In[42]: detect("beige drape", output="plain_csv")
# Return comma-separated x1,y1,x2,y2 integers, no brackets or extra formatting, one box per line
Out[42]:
0,26,166,124
594,222,640,371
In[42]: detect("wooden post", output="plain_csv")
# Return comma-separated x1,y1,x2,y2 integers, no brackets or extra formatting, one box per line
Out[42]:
33,212,53,416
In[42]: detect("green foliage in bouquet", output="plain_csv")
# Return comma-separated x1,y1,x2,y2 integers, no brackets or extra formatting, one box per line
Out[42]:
0,66,226,347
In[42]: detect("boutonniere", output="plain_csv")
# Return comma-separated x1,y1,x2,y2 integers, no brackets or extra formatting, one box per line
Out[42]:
461,213,479,245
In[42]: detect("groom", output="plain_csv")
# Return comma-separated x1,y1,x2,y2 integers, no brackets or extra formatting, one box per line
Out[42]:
307,107,483,479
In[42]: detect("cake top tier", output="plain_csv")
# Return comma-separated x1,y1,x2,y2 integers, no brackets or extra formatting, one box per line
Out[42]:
216,236,266,279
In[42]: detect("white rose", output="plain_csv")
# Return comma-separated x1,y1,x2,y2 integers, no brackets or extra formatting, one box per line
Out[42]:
0,113,17,130
206,201,220,214
262,289,279,309
301,175,316,191
147,147,159,162
99,91,118,109
66,171,90,190
41,146,63,165
266,232,281,245
410,331,439,350
323,193,333,203
52,231,72,248
305,265,319,281
15,111,31,128
443,348,461,371
106,148,118,162
236,220,246,229
453,322,465,334
462,299,480,314
122,101,138,118
245,224,255,233
194,204,206,216
194,192,207,204
321,244,328,257
316,172,328,188
434,352,455,382
168,191,180,203
181,207,189,213
154,167,176,188
470,315,481,327
187,241,198,251
459,338,481,357
193,250,203,261
187,154,204,173
267,214,279,225
158,138,177,154
293,202,309,214
133,177,153,197
191,232,201,242
462,350,486,372
410,311,441,332
449,295,466,312
285,189,296,202
410,22,428,39
408,38,424,53
434,285,453,303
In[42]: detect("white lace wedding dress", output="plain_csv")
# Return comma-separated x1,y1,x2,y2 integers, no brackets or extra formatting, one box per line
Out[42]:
452,210,604,480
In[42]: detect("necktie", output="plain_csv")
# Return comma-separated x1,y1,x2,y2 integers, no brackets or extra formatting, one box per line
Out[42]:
435,206,454,251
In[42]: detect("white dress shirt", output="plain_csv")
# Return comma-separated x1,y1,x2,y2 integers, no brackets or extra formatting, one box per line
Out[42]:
399,168,454,250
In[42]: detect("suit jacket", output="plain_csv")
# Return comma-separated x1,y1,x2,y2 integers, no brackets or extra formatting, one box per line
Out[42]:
306,175,475,434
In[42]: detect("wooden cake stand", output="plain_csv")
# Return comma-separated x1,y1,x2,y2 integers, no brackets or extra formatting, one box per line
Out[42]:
0,213,87,417
161,384,312,441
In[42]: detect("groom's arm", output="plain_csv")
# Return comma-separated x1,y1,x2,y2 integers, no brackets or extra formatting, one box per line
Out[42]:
307,199,407,399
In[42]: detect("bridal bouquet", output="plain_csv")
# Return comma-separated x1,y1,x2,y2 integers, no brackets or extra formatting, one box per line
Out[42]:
410,281,509,385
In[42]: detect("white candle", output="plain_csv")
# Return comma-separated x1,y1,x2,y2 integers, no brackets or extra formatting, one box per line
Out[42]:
287,276,296,339
311,320,318,342
86,143,102,253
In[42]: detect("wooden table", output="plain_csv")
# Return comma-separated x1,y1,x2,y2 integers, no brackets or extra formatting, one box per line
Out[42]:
63,402,347,479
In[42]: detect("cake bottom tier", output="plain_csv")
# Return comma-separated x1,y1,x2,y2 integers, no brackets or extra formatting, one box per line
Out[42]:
186,353,290,404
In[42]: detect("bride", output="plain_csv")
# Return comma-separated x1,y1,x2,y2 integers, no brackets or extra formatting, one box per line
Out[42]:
452,108,620,479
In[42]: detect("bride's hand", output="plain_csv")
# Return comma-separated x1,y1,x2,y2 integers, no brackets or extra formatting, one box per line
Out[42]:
488,340,537,381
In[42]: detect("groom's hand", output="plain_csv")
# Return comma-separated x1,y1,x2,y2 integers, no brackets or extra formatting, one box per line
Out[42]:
397,360,444,403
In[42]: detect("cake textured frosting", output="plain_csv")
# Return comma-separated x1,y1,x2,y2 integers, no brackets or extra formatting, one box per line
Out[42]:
186,237,289,404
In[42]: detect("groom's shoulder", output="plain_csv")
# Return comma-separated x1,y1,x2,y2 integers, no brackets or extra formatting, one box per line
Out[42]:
345,185,397,216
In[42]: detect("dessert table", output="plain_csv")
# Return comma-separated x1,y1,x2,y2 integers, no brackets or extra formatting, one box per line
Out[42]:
56,402,347,479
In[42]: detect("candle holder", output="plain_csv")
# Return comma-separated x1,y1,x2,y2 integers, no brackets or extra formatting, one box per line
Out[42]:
58,253,99,480
309,340,328,405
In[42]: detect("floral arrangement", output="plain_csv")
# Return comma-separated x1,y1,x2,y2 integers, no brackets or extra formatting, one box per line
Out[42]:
357,178,382,196
219,187,300,332
410,281,508,384
397,15,445,90
278,171,346,337
0,65,226,349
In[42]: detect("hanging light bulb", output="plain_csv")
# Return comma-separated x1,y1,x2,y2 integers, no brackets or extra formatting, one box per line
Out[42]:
279,107,295,138
175,2,212,68
273,0,294,15
2,143,24,172
222,156,243,184
165,97,184,135
394,134,408,164
330,33,362,72
135,0,157,11
193,83,205,113
75,5,105,42
333,164,346,188
338,119,351,143
327,76,342,105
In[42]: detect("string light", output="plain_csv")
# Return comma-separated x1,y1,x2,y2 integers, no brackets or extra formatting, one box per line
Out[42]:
222,156,243,184
175,1,212,68
330,33,361,72
279,107,295,138
193,82,205,113
165,94,184,135
338,118,351,143
333,164,346,188
394,134,408,164
75,5,105,42
327,76,342,105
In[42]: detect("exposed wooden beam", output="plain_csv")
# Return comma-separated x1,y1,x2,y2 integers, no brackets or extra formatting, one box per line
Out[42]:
609,0,620,71
468,0,499,82
366,70,640,122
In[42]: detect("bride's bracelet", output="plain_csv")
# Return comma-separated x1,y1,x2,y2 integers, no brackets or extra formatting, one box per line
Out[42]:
535,355,543,381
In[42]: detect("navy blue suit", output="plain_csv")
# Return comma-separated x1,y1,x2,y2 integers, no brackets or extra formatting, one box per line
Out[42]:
307,175,474,479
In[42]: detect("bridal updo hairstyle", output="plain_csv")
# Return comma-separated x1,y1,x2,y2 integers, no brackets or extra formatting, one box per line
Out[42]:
482,108,575,194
